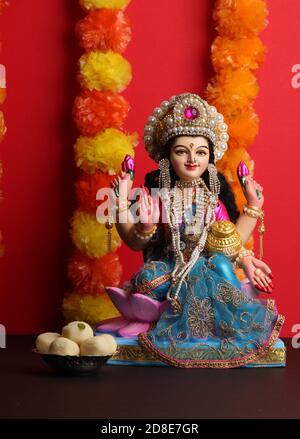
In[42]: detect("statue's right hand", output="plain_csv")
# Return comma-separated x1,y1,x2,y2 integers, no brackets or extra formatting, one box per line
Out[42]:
137,187,160,228
111,154,135,199
110,172,134,199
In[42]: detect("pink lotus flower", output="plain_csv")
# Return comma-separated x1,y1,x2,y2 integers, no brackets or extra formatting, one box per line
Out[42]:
122,155,135,180
95,286,168,338
122,154,135,174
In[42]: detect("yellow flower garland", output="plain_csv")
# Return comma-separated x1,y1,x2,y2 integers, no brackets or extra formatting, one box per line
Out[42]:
74,127,137,174
63,0,135,326
80,0,130,11
71,209,121,258
79,50,132,92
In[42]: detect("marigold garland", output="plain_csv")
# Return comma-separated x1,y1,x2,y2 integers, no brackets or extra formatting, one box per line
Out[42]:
68,250,122,295
76,170,115,212
62,292,120,327
71,208,121,258
74,127,137,174
206,69,259,116
73,90,130,136
213,0,268,39
80,0,130,11
227,106,259,149
211,36,266,71
205,0,269,252
79,50,132,92
63,0,135,327
76,9,131,53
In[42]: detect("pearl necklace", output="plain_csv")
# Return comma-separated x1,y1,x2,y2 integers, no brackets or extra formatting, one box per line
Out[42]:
162,178,217,313
175,176,205,189
174,177,210,231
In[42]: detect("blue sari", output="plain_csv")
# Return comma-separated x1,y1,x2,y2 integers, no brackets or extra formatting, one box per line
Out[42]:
131,221,284,368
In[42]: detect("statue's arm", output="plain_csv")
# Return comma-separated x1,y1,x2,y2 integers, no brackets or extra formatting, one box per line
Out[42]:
235,214,258,246
216,172,264,245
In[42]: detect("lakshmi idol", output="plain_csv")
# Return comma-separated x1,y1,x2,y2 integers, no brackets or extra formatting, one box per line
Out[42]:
96,92,285,368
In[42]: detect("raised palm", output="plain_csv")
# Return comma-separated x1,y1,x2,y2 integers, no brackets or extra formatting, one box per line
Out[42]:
137,188,160,227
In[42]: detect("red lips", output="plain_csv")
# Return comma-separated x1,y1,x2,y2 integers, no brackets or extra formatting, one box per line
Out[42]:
184,164,198,169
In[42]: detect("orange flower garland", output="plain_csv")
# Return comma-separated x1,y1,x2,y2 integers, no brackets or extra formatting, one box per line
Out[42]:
205,0,269,257
68,250,122,295
76,9,131,53
62,0,137,325
73,90,130,136
75,170,114,212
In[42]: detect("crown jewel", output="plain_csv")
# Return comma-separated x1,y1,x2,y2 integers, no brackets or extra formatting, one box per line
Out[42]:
144,93,229,163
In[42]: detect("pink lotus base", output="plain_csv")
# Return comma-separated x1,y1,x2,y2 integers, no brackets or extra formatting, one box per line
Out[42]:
95,287,168,338
95,280,259,338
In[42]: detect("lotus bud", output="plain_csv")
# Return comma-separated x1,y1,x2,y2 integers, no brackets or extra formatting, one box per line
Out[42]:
122,154,135,181
237,161,250,187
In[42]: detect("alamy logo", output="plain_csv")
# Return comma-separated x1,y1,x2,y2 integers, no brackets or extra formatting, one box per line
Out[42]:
291,324,300,349
0,324,6,348
291,64,300,88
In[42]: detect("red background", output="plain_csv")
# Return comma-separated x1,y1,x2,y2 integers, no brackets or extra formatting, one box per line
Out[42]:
0,0,299,335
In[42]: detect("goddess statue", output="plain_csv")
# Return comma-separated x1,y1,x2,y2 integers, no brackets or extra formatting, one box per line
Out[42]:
96,93,285,368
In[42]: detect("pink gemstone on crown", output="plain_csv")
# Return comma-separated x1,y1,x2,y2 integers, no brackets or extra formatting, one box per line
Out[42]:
184,106,199,120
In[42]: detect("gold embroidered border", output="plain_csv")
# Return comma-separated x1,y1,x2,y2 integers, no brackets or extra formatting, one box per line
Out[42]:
135,273,172,293
136,314,285,368
267,298,275,311
111,345,286,365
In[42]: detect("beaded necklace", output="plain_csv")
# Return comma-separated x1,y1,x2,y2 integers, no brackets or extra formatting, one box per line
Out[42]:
162,177,217,313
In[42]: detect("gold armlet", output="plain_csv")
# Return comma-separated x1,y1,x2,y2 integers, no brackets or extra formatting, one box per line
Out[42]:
205,220,242,260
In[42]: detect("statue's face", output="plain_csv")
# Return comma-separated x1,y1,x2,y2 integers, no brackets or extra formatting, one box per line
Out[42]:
169,136,210,181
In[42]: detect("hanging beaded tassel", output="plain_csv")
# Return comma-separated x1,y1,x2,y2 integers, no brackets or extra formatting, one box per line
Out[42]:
158,158,171,189
105,218,113,253
207,163,221,198
105,195,115,253
258,213,265,260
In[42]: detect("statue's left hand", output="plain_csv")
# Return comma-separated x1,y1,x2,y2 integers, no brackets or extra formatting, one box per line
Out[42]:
242,176,264,209
241,255,274,293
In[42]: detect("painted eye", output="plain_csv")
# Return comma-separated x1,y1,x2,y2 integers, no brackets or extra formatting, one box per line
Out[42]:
197,151,207,155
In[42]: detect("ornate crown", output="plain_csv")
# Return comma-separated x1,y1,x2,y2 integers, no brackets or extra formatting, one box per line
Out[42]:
144,93,229,163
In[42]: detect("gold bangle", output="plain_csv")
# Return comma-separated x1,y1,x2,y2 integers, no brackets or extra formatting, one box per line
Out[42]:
116,200,131,213
243,204,266,259
136,223,157,236
247,204,262,211
243,204,264,219
133,224,157,241
233,247,255,268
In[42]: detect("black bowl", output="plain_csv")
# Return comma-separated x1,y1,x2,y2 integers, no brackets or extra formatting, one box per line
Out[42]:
33,349,111,376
